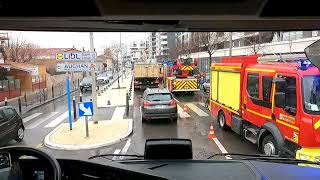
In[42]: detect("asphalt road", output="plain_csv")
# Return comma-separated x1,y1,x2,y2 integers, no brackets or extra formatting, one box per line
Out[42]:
3,85,259,162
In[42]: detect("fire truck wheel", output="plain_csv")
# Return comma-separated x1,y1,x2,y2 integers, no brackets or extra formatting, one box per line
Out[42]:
262,135,278,156
218,111,228,130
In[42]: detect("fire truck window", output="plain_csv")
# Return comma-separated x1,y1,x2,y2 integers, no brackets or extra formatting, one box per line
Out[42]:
247,73,259,99
262,76,273,101
284,76,297,109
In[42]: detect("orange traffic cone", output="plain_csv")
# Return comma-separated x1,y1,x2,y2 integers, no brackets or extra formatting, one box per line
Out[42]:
208,123,216,138
183,104,188,112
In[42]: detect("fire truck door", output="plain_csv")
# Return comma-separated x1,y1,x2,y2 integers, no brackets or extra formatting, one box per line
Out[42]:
272,75,300,143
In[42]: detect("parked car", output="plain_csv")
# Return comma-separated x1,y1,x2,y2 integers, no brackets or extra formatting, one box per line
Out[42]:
80,77,93,92
0,106,24,145
140,88,178,123
97,75,110,84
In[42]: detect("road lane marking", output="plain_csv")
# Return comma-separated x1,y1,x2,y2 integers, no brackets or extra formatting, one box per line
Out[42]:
111,107,126,120
186,103,209,116
199,102,205,107
26,112,58,129
112,149,121,160
44,111,68,128
23,113,42,123
177,104,191,118
174,98,180,103
211,138,232,159
119,138,131,160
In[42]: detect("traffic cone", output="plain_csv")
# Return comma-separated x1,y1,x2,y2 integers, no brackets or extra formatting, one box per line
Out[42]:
183,104,188,112
208,123,216,138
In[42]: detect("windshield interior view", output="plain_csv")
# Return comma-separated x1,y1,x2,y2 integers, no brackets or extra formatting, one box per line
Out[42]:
1,0,320,180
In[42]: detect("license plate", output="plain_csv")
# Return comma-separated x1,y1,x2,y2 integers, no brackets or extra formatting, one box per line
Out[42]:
156,105,167,108
84,86,89,88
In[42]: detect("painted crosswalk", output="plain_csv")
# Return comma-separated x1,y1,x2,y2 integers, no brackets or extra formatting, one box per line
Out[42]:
111,107,126,120
26,112,58,129
23,113,42,123
186,103,209,116
44,111,69,128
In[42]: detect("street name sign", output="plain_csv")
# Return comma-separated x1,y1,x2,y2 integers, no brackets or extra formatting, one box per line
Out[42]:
56,52,97,61
78,101,94,117
56,63,96,72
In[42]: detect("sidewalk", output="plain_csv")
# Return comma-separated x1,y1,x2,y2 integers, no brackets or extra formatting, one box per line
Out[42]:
97,73,133,108
44,119,133,150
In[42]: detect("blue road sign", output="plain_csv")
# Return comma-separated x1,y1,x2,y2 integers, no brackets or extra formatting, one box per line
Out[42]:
78,102,94,117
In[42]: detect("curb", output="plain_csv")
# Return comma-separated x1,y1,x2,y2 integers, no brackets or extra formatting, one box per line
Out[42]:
44,119,133,150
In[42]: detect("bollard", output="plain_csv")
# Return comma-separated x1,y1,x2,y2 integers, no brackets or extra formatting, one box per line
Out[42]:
52,85,54,98
79,93,83,102
18,98,22,114
24,93,27,107
73,96,77,121
107,100,111,105
126,92,129,116
4,97,7,106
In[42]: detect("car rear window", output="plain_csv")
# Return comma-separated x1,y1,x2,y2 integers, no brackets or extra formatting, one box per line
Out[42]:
147,93,172,101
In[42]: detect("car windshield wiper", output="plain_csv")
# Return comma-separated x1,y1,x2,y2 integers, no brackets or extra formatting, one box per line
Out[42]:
208,153,320,165
88,154,144,161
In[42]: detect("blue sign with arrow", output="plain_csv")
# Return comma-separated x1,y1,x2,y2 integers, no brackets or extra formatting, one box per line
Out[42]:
78,102,94,117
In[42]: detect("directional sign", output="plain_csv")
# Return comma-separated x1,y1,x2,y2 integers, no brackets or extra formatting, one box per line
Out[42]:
78,102,94,117
56,52,97,61
56,63,96,72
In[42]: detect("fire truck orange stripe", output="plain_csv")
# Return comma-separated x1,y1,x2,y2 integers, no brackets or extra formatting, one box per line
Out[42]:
276,119,300,131
245,68,276,73
247,109,272,120
314,120,320,130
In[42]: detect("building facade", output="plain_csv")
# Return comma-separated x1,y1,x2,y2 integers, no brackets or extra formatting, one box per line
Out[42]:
129,40,149,62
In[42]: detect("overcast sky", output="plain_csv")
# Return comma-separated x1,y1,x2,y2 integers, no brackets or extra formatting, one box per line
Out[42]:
0,31,149,55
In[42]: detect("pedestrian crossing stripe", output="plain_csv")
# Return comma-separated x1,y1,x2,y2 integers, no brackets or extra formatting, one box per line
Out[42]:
186,103,209,116
175,79,198,90
177,104,191,118
180,66,194,71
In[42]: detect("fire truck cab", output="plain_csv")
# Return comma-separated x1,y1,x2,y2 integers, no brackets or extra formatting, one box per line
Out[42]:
210,55,320,161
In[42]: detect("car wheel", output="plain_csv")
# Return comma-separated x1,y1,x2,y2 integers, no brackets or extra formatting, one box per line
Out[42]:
262,135,278,156
142,116,147,123
15,126,24,142
218,111,228,130
171,117,178,123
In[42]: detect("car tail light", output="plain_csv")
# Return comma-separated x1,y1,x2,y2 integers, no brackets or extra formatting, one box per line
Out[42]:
170,99,176,105
144,101,152,106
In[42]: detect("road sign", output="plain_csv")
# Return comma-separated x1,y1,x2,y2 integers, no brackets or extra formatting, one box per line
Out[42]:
56,63,96,72
56,52,97,61
78,101,94,117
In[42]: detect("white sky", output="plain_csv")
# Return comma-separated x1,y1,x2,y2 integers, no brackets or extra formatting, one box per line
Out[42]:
0,31,149,55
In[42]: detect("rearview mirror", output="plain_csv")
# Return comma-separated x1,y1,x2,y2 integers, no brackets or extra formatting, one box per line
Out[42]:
275,92,285,108
144,139,193,159
305,39,320,69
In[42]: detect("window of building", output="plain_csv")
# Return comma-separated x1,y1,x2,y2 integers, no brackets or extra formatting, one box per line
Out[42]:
247,73,259,99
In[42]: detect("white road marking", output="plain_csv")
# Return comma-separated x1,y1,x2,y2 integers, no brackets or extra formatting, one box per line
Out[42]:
199,102,205,107
174,98,180,103
44,111,68,128
23,113,42,123
186,103,209,116
177,104,191,118
112,149,121,160
119,138,131,160
26,112,58,129
111,107,126,120
212,138,232,159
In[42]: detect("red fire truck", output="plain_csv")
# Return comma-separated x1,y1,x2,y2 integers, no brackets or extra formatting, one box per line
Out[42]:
210,55,320,160
166,58,200,94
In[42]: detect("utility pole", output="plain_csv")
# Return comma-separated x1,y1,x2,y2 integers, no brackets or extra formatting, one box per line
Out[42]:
90,32,98,124
229,32,232,57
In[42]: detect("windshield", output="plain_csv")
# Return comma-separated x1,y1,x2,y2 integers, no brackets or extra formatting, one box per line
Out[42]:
1,30,320,164
303,75,320,114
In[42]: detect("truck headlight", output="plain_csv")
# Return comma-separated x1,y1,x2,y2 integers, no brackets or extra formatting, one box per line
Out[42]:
299,153,311,161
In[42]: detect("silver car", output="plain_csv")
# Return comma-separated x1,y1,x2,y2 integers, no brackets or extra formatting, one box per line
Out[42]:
141,88,178,123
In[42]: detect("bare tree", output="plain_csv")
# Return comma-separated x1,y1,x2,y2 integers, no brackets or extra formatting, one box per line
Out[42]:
176,32,200,59
5,36,37,63
244,32,274,55
198,32,225,64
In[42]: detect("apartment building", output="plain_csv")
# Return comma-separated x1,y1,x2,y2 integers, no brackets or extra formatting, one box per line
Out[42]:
129,40,149,62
